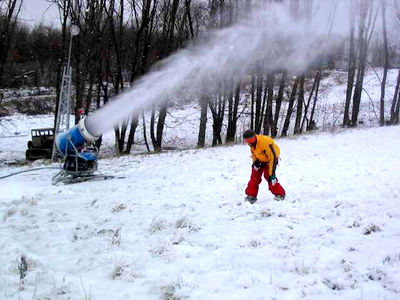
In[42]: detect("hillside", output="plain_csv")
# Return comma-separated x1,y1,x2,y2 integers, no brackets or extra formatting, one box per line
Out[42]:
1,124,399,299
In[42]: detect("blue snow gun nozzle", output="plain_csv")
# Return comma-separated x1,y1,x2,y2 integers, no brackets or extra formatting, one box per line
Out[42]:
56,118,100,155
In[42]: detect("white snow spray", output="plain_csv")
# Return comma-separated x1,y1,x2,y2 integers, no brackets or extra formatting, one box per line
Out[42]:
85,1,349,136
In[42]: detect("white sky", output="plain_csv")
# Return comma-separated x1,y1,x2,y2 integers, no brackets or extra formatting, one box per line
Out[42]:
19,0,60,27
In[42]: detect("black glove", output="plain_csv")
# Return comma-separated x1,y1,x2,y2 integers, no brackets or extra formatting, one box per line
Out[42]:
253,160,261,171
268,175,277,185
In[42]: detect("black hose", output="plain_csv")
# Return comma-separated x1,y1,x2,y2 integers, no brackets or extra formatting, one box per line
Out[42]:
0,167,59,179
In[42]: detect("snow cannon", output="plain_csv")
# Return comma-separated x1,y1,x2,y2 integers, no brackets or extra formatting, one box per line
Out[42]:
52,117,108,185
56,117,100,155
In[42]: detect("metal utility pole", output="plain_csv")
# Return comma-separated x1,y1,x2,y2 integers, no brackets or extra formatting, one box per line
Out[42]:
52,24,80,160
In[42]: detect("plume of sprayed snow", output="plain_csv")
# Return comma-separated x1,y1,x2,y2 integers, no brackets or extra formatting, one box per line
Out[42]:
86,2,346,136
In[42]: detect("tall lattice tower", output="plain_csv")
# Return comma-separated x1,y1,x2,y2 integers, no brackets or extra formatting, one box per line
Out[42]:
52,24,80,159
51,66,72,158
55,66,72,134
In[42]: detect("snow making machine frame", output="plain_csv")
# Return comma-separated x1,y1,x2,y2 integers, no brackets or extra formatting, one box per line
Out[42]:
52,118,114,185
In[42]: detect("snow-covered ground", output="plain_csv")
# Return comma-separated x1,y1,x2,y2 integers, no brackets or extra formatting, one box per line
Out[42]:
1,124,400,299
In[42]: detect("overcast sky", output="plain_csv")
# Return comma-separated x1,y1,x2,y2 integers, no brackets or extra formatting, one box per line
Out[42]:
19,0,59,26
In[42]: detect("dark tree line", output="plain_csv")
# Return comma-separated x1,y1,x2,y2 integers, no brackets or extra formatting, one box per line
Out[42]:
1,0,400,153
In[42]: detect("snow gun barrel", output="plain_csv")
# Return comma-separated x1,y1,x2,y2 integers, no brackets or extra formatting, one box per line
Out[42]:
56,117,100,155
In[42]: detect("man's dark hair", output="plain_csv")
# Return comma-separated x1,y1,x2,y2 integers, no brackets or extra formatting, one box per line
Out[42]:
243,129,256,139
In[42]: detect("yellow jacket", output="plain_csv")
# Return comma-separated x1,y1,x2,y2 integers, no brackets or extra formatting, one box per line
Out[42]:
249,135,280,176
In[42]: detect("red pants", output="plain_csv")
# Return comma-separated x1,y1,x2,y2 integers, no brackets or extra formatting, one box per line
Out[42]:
245,164,285,198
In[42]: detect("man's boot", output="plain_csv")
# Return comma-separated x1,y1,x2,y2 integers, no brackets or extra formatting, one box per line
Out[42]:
245,195,257,204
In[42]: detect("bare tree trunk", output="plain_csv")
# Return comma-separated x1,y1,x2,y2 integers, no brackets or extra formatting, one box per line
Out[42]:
126,0,157,153
281,78,299,137
85,72,94,114
262,73,274,135
294,75,305,135
351,0,378,127
209,90,226,146
155,104,168,151
185,0,195,38
343,0,356,127
125,113,139,153
272,72,286,138
0,0,22,86
197,95,209,147
142,111,150,152
301,69,320,131
226,81,241,143
379,0,389,126
390,70,400,124
74,34,83,125
150,108,156,150
254,69,263,133
250,74,255,130
395,91,400,125
307,71,321,131
107,0,127,153
150,0,181,151
53,0,70,132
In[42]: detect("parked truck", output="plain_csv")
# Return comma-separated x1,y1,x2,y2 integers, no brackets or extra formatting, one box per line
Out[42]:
25,128,54,160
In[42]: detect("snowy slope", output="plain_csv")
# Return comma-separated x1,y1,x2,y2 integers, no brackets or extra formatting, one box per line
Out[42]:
1,125,400,299
1,68,399,163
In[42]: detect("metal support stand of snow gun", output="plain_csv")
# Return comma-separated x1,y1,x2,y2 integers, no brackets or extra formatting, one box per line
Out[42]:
52,118,114,185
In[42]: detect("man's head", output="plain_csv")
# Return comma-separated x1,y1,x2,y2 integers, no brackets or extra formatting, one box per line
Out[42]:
243,129,256,144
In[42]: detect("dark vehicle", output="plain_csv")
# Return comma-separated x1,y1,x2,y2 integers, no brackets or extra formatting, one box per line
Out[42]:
25,128,54,160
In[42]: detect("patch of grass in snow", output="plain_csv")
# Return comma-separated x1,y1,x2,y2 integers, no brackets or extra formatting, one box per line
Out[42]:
259,209,273,217
29,197,38,206
341,259,354,273
9,256,38,277
347,220,360,228
149,218,168,233
248,240,262,248
363,223,382,235
112,228,121,246
160,281,186,300
367,267,386,281
292,262,311,276
175,216,199,232
111,263,137,281
383,254,400,265
150,244,171,257
321,278,345,290
20,208,29,217
3,208,17,222
111,203,127,213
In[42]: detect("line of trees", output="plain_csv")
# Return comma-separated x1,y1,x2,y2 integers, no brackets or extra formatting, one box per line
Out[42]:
1,0,400,152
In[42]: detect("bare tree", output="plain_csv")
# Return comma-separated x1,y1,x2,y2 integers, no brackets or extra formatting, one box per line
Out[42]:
126,0,158,153
293,74,305,134
379,0,389,126
209,85,226,146
197,94,209,147
350,0,378,127
150,0,181,151
226,80,242,143
262,72,274,135
271,71,286,138
343,0,356,127
281,77,299,137
52,0,71,132
0,0,22,86
390,70,400,124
